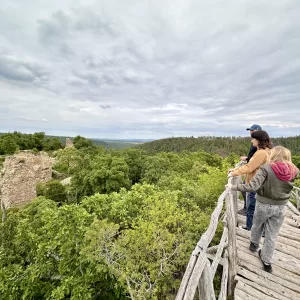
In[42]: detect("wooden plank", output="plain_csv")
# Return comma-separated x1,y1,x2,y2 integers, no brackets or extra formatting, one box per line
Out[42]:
217,250,228,300
236,238,300,276
277,230,300,243
183,252,210,300
206,252,225,266
234,288,257,300
235,275,292,300
238,258,300,294
287,201,300,216
285,218,300,228
198,259,216,300
207,242,228,254
226,179,237,297
236,281,275,300
236,244,300,286
211,225,228,277
236,226,300,254
237,267,300,300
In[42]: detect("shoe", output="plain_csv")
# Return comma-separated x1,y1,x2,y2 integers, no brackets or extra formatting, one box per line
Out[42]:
238,225,249,230
249,242,258,252
238,208,247,216
258,250,272,273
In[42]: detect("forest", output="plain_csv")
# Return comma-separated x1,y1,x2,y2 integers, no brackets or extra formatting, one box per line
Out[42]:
0,132,300,299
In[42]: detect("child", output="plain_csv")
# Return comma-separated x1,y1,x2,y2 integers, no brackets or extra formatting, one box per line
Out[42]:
231,146,299,272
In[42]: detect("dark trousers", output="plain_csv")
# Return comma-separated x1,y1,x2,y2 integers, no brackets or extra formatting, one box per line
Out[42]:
246,192,256,230
242,181,247,209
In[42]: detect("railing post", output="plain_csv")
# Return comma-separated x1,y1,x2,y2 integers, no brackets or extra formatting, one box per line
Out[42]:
226,176,237,297
198,259,216,300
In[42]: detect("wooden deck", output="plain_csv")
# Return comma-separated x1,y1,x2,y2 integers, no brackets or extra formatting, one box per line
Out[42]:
175,181,300,300
234,200,300,300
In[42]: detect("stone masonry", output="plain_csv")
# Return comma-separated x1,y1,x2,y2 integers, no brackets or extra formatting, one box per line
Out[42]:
65,138,74,148
0,151,54,209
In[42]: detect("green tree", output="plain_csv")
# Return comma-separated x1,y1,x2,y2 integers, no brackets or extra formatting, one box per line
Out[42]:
43,137,64,151
72,154,131,197
0,198,126,299
73,135,95,150
43,180,68,204
54,148,87,175
0,135,19,154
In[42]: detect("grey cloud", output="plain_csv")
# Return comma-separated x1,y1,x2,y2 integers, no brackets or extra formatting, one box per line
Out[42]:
99,104,112,109
1,0,300,139
0,54,49,83
37,9,117,44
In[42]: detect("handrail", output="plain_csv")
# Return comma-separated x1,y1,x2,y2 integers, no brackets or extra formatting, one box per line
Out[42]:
176,175,239,300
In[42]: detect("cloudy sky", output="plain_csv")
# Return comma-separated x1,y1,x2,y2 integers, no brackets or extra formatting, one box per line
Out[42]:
0,0,299,139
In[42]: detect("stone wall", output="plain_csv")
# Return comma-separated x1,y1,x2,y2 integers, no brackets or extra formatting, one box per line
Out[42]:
65,138,74,148
0,151,54,209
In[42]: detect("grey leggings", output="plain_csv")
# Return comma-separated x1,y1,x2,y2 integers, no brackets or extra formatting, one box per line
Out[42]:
250,201,286,264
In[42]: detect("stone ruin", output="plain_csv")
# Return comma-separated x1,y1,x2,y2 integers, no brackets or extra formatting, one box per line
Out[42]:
0,151,54,210
65,138,74,148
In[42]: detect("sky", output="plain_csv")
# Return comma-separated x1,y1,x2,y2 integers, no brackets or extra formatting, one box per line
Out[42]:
0,0,300,139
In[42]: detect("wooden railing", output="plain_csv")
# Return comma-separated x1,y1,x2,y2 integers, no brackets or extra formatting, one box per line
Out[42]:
291,186,300,210
176,170,300,300
175,176,239,300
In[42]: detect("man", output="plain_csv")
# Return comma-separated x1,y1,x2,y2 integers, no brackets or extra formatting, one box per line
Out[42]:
238,124,262,216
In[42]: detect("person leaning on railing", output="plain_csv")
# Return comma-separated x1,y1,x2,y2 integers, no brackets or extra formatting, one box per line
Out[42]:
228,146,299,273
228,130,272,231
239,124,263,216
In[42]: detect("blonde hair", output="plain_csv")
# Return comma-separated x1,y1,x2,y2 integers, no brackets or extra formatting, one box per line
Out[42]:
268,146,292,164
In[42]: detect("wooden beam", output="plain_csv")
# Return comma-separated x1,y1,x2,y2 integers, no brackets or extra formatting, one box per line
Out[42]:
198,259,216,300
226,176,238,297
217,250,228,300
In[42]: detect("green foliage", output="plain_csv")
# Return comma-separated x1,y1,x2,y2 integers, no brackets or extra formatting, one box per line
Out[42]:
71,154,131,199
44,180,68,204
37,181,68,204
0,134,19,154
292,155,300,169
122,148,146,184
0,131,64,155
36,181,46,196
83,184,211,299
54,148,87,175
0,198,125,299
0,139,238,299
0,156,5,168
43,137,64,151
73,135,95,150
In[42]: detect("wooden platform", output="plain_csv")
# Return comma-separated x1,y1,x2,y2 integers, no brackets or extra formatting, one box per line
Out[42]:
234,200,300,300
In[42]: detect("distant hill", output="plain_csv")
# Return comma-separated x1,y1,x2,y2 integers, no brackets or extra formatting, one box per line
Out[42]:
137,136,300,157
45,135,139,149
0,133,140,150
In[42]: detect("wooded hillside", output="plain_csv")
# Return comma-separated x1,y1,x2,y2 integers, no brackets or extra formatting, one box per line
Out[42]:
137,136,300,156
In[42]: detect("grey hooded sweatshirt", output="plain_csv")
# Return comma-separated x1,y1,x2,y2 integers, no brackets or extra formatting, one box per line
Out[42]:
233,163,299,206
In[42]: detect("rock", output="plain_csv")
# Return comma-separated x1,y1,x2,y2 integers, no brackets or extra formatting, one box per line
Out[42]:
0,151,53,209
60,177,72,186
65,138,74,148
